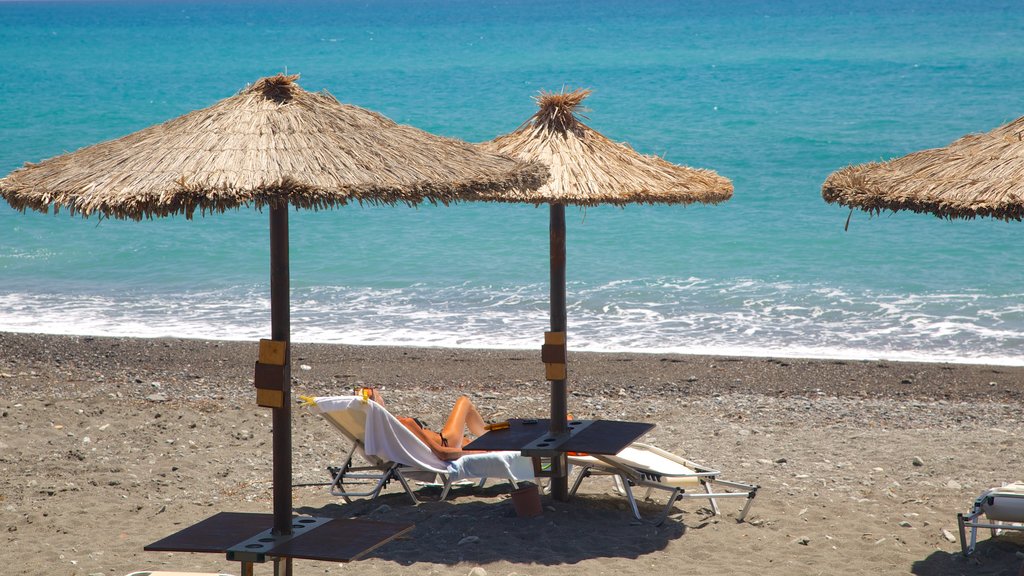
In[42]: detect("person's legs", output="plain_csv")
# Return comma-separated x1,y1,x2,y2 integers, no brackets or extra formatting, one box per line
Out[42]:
394,395,487,460
441,396,485,448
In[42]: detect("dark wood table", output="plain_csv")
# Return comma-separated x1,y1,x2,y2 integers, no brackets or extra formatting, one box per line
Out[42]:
465,418,654,456
465,418,654,502
145,512,413,574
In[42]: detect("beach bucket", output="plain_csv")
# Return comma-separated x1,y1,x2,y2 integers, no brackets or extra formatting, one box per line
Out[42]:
510,485,543,518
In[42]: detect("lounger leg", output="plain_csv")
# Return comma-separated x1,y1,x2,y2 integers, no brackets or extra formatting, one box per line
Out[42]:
618,476,644,522
329,447,360,504
439,476,453,501
957,513,969,556
391,468,420,504
737,490,757,523
327,466,354,504
703,480,721,517
615,475,676,526
611,475,627,496
625,481,678,526
965,510,980,557
655,489,683,526
569,467,592,498
371,466,392,499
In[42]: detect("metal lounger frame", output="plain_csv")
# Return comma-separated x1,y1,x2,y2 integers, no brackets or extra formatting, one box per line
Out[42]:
568,454,759,526
327,439,498,505
956,491,1024,556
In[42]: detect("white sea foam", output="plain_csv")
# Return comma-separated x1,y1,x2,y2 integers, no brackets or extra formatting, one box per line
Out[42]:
2,277,1023,366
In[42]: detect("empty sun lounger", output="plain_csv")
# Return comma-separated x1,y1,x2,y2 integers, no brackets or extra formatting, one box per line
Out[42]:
306,395,534,504
567,442,758,525
957,481,1024,556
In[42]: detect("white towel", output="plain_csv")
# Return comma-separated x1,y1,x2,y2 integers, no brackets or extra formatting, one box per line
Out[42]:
310,395,533,482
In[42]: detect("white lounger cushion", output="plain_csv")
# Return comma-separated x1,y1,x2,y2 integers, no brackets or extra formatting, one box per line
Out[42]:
566,440,758,524
570,443,704,489
979,481,1024,523
989,481,1024,495
310,395,534,482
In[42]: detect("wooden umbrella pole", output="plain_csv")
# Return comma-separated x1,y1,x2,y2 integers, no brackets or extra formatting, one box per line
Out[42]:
549,203,570,500
269,204,293,539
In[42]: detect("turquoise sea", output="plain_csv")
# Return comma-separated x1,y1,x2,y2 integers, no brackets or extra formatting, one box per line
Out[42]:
2,0,1024,364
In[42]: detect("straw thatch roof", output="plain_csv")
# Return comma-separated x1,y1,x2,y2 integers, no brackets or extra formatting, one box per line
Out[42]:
823,115,1024,221
0,74,547,220
478,89,733,206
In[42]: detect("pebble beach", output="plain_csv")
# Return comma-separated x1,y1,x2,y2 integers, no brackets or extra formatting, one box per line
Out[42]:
2,331,1023,575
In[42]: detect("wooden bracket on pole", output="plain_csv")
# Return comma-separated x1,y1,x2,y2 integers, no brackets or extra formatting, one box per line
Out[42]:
542,331,567,381
255,339,289,408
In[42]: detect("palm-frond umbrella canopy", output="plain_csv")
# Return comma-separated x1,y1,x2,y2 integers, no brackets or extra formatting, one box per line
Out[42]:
480,88,732,499
481,89,733,206
822,115,1024,221
0,74,547,537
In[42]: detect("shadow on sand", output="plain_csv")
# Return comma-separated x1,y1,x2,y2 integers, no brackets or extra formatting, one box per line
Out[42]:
295,482,708,566
912,532,1024,576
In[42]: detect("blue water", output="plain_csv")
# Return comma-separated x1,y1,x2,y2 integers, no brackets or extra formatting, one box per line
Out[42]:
2,0,1024,364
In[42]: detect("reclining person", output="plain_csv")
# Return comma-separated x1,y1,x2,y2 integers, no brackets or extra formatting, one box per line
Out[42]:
360,387,487,461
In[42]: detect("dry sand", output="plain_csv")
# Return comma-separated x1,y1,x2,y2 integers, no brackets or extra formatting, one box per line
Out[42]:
1,331,1023,576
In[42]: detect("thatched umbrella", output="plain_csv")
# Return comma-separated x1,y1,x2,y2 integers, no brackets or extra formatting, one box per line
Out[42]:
823,114,1024,221
0,74,547,537
480,89,733,499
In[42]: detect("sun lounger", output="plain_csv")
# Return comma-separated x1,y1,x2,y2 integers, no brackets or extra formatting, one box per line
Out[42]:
567,442,758,525
957,481,1024,556
306,395,534,504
